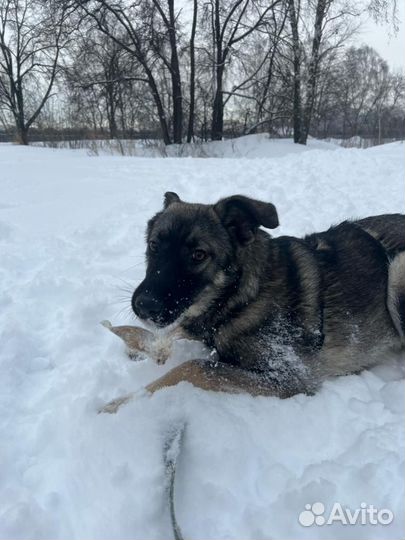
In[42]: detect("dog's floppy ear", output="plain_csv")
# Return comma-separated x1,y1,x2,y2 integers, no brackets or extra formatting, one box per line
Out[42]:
214,195,279,244
164,191,181,208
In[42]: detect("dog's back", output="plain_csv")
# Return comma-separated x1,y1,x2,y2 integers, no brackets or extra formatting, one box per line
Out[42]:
355,214,405,257
356,214,405,342
304,214,405,380
356,214,405,343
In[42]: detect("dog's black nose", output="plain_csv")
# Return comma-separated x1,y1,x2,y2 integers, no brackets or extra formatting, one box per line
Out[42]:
133,293,163,320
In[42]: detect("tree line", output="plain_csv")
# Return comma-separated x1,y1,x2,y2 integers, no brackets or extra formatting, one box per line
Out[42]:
0,0,403,146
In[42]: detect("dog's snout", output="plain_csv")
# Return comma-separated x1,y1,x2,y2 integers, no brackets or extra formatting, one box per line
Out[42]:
133,293,163,320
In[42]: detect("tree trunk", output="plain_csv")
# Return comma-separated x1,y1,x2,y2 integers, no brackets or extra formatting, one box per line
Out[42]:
342,109,347,139
186,0,198,143
211,0,224,141
143,65,172,145
291,54,302,143
17,125,29,145
106,83,118,139
108,113,118,139
171,72,183,144
211,66,224,141
256,48,276,125
300,0,328,145
287,0,302,144
15,103,29,145
168,0,183,144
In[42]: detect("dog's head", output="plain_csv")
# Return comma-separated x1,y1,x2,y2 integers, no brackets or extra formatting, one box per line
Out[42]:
132,192,279,327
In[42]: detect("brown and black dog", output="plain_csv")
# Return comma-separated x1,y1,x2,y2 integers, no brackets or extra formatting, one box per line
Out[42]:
102,193,405,411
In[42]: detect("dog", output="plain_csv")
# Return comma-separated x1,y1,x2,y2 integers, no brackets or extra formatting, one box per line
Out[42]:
121,193,405,401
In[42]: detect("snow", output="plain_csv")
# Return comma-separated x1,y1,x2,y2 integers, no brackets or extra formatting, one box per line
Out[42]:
0,136,404,540
34,133,339,158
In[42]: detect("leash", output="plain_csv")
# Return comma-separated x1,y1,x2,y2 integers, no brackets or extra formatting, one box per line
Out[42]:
163,422,187,540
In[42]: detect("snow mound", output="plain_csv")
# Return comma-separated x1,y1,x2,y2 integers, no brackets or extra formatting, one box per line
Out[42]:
0,140,404,539
167,134,339,158
34,133,340,158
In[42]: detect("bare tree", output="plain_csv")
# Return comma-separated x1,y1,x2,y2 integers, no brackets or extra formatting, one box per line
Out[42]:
299,0,330,143
65,26,142,139
203,0,282,141
0,0,402,146
149,0,183,143
73,1,170,144
73,0,187,144
0,0,70,144
216,4,289,135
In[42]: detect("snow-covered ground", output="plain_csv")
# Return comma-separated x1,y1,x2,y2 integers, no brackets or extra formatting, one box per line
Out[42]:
0,136,404,540
35,132,337,158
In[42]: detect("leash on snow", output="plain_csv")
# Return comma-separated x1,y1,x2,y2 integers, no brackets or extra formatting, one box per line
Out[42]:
163,422,187,540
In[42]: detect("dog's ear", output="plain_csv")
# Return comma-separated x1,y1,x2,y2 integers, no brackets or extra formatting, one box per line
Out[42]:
214,195,279,244
164,192,181,208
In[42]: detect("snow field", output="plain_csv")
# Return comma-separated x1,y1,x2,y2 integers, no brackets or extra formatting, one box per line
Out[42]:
0,137,404,539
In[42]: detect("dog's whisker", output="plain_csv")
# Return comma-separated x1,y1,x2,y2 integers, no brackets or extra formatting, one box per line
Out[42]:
113,290,133,298
107,299,132,307
121,261,145,271
110,305,134,320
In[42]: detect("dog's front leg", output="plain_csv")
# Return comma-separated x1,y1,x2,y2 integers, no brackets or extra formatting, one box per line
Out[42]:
145,359,284,397
99,360,286,414
99,360,210,414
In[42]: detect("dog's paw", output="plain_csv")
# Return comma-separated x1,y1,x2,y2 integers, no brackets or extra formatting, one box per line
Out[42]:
98,389,149,414
98,393,135,414
126,349,147,361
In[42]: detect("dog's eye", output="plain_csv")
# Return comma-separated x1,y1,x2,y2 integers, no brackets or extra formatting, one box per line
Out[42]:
149,240,158,253
192,249,207,262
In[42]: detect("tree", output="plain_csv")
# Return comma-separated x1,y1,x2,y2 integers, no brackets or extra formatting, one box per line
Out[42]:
1,0,403,146
66,27,141,139
202,0,282,141
74,0,186,144
299,0,330,144
217,4,289,135
0,0,70,144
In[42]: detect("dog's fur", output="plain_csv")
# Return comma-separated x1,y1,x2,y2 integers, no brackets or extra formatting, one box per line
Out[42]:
131,193,405,399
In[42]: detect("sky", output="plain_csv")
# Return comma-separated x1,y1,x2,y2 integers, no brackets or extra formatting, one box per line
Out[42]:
358,2,405,70
178,0,404,71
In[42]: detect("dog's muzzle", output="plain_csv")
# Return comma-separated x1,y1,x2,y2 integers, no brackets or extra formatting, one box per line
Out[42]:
132,292,164,322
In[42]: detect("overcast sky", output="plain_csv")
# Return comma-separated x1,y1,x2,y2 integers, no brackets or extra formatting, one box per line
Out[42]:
357,2,405,70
